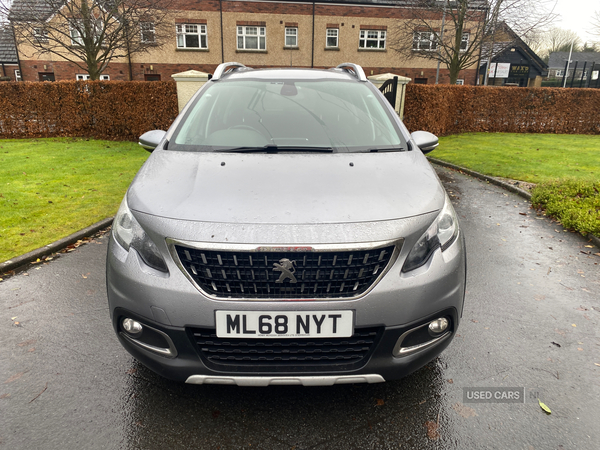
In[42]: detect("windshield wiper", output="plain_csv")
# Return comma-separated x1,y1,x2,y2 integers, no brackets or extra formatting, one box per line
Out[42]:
214,145,334,153
366,146,405,153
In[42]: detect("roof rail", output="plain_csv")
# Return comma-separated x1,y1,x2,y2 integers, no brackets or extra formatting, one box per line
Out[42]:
212,62,248,81
336,63,367,81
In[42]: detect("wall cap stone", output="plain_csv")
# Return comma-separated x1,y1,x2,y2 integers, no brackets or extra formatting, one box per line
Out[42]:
171,70,210,82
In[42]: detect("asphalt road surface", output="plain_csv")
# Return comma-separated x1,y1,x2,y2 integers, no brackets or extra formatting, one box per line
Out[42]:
1,166,599,450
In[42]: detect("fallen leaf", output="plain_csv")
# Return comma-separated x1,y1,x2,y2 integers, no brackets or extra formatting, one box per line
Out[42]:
572,324,577,327
452,403,477,418
4,372,27,384
424,421,440,440
447,379,453,384
577,348,583,351
595,363,600,367
538,399,551,414
584,245,593,248
376,398,385,406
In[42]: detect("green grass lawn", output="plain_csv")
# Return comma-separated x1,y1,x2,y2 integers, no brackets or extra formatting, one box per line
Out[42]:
434,133,600,237
435,133,599,183
1,138,149,263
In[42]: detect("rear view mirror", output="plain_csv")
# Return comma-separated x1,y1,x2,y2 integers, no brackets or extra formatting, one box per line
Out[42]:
139,130,167,152
411,131,439,154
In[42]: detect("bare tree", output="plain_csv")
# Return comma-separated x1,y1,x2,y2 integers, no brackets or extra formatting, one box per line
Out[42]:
591,10,600,37
390,0,556,84
3,0,173,80
543,27,581,55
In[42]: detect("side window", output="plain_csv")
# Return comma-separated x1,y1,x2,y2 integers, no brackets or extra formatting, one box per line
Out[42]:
237,26,266,50
176,24,207,49
326,28,338,48
141,22,156,44
359,29,386,49
285,27,297,47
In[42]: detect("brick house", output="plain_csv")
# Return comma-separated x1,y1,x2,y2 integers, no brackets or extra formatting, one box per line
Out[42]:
8,0,483,84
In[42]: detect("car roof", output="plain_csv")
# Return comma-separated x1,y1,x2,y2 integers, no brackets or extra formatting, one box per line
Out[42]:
216,67,360,82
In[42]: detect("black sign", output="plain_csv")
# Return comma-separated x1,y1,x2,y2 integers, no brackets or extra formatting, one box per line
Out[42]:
509,65,529,77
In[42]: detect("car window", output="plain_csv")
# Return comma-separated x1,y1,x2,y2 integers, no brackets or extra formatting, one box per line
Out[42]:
169,79,405,152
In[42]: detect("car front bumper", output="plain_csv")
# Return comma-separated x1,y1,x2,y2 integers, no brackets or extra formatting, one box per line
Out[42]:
106,224,466,384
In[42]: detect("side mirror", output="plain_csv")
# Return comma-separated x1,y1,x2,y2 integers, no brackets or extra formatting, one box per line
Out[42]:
411,131,439,154
139,130,167,152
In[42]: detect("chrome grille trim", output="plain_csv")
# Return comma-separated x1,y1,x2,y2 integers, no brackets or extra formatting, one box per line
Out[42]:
167,238,403,301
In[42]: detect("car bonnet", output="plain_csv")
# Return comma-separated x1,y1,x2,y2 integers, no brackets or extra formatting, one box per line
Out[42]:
127,150,445,224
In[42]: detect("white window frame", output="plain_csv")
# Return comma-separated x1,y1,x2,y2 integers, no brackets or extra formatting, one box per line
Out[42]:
76,74,110,80
285,27,297,47
460,32,469,51
412,31,438,51
176,24,207,49
140,22,156,44
70,26,83,46
33,27,48,43
70,20,101,46
359,29,386,49
15,69,22,81
326,28,338,48
237,26,266,50
555,69,564,77
455,79,464,85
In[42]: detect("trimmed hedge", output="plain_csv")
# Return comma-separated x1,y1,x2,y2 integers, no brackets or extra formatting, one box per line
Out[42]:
0,80,178,141
1,81,599,140
403,85,600,136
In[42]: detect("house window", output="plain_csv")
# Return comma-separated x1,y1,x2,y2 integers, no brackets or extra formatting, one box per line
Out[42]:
145,74,161,81
176,24,207,49
237,26,266,50
359,30,386,49
455,79,464,85
412,31,438,51
555,69,564,77
285,27,297,47
33,27,48,43
326,28,338,48
15,69,22,81
76,74,110,80
460,32,469,51
70,26,83,45
70,20,100,46
141,22,155,43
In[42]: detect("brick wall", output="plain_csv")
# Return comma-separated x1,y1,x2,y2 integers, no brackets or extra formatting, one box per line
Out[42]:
13,0,482,84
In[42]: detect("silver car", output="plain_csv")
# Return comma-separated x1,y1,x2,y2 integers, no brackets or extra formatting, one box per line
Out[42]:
106,62,466,386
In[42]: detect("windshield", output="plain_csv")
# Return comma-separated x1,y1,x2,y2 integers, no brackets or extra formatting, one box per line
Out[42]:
169,78,405,152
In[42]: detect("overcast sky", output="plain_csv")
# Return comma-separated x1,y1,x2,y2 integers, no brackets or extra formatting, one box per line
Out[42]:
552,0,599,43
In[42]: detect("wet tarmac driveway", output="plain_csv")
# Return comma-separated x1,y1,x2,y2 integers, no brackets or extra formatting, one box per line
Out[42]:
1,165,599,450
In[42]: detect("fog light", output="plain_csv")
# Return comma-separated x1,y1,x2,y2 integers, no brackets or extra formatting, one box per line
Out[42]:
122,318,143,336
429,318,449,334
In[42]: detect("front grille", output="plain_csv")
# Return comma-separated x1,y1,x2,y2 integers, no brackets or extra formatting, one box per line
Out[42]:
188,327,383,372
173,244,398,299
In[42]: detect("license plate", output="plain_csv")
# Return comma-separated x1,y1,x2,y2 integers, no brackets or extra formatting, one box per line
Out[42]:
215,310,354,338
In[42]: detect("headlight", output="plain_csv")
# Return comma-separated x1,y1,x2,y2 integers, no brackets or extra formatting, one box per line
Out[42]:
113,196,169,272
402,194,459,273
